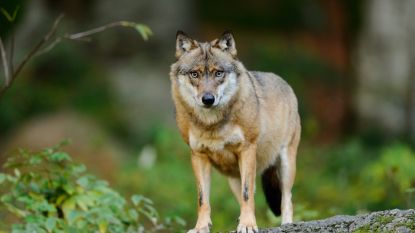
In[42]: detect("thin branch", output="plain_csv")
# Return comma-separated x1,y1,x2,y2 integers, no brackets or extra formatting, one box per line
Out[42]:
9,32,15,74
35,37,90,58
0,37,10,87
0,14,148,98
0,14,64,98
34,37,62,57
66,21,129,40
35,21,135,57
12,14,64,79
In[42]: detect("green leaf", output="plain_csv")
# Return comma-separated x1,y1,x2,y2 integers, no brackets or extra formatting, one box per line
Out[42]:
77,176,90,188
66,210,82,225
0,6,20,22
134,24,153,41
6,174,17,183
172,216,186,226
98,221,108,233
54,139,72,149
29,155,42,165
63,184,76,195
128,209,138,220
3,203,27,217
45,217,57,232
1,193,12,203
56,194,68,206
74,195,94,211
0,144,183,232
0,173,6,184
131,195,143,206
71,164,86,174
50,152,71,162
14,168,20,177
62,197,76,217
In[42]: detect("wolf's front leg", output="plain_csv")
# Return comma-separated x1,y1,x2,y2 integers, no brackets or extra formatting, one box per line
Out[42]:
237,144,258,233
188,152,212,233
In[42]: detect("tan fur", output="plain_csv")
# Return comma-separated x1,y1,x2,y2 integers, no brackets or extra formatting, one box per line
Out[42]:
170,31,301,233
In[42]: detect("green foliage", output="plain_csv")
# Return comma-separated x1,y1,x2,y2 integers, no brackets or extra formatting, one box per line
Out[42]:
0,144,185,233
295,140,415,217
0,0,25,37
119,22,153,41
360,144,415,209
1,6,20,22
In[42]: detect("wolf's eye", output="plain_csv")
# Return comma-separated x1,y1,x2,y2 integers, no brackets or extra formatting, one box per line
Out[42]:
189,71,199,78
215,70,224,78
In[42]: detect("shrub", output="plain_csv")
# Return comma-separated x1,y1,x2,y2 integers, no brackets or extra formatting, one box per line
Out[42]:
0,143,184,233
360,143,415,210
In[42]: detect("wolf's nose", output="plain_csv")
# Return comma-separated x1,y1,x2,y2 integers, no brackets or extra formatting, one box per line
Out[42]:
202,93,215,107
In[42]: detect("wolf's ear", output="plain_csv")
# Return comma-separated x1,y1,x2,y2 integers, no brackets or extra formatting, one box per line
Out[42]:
212,31,237,56
176,31,197,59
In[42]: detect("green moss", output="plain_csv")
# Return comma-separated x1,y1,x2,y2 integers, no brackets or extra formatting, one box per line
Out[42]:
354,213,415,232
376,215,394,225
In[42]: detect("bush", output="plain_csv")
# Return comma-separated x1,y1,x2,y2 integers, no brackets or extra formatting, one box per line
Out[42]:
360,143,415,210
0,143,185,233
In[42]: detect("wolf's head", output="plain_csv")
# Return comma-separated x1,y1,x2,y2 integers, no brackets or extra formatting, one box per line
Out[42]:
170,31,245,122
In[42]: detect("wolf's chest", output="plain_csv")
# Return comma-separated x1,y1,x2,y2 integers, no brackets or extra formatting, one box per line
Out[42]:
189,125,245,152
189,125,245,176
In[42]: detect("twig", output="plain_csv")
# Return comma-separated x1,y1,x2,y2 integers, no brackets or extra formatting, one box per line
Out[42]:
12,14,64,79
0,14,64,97
36,21,134,56
9,32,14,74
0,37,10,87
0,14,149,98
35,36,91,58
34,37,62,57
65,21,128,40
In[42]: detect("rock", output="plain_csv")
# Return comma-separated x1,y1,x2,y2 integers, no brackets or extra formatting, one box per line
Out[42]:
236,209,414,233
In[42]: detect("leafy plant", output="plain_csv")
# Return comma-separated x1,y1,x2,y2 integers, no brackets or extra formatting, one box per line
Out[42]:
0,143,184,233
360,143,415,210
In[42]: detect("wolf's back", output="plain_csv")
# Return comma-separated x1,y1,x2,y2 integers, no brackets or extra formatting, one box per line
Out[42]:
249,71,298,106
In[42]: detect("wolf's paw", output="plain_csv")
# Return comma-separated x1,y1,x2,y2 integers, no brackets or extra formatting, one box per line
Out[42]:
236,223,258,233
187,224,212,233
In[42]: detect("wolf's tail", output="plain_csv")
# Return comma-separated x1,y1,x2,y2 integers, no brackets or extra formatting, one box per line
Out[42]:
261,165,282,216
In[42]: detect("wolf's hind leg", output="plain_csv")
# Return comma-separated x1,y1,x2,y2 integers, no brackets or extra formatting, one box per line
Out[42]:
277,144,297,224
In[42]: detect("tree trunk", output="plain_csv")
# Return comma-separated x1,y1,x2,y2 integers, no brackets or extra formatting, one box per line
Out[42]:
356,0,415,140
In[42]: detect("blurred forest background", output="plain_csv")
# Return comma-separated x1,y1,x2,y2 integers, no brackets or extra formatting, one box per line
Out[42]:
1,0,415,231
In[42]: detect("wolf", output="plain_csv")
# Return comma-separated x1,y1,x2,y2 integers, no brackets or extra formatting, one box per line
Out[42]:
169,31,301,233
